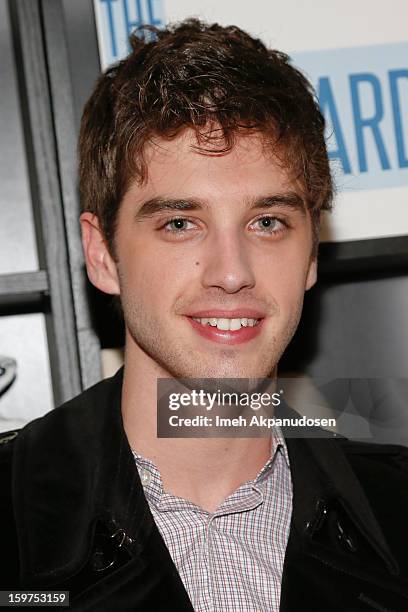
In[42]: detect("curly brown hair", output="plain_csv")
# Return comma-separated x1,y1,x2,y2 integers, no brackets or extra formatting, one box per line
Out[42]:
78,18,333,256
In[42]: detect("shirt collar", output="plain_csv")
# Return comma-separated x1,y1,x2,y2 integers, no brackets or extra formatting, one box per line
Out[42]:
132,426,290,509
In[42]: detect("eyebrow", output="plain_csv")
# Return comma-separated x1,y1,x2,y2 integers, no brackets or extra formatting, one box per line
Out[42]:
134,192,306,221
249,193,306,215
134,197,206,220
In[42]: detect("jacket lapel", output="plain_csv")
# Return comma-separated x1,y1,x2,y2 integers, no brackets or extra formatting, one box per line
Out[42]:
280,434,408,611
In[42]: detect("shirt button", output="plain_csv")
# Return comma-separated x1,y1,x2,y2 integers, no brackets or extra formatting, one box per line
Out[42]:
139,468,152,486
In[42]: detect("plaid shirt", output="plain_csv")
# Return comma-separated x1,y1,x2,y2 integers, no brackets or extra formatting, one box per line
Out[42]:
132,431,292,612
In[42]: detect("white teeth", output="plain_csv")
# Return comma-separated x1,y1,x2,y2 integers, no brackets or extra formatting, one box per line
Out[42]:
192,317,260,330
217,318,230,330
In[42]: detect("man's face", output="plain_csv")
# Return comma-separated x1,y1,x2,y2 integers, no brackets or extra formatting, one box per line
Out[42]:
91,129,317,379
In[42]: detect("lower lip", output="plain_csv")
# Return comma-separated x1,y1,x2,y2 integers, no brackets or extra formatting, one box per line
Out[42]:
186,317,264,345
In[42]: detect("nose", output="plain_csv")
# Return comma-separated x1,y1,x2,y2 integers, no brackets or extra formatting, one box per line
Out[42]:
200,230,256,293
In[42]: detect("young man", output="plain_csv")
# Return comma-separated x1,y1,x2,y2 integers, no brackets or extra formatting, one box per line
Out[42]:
1,19,408,612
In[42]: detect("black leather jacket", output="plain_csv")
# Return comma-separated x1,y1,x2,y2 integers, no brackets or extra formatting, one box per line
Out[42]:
1,368,408,611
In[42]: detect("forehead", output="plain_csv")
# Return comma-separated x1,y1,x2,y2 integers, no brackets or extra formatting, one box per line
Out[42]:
128,129,297,203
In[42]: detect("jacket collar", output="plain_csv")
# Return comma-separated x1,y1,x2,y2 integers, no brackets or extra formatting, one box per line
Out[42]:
13,368,398,588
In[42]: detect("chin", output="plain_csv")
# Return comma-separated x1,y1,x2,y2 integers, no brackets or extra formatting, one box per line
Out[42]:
177,359,276,380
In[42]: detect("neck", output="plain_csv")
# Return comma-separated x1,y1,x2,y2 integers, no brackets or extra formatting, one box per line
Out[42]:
121,340,272,513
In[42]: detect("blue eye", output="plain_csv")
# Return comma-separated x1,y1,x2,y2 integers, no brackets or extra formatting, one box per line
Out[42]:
253,217,283,232
164,218,194,232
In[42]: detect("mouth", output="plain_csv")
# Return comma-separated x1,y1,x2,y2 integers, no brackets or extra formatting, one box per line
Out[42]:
191,316,261,331
184,310,265,345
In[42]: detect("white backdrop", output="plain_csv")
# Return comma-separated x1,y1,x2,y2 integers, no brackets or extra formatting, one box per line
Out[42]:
93,0,408,243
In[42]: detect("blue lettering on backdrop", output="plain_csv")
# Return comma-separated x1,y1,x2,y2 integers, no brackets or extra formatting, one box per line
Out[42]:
100,0,118,58
293,43,408,191
390,69,408,168
97,0,164,62
350,73,391,172
318,77,351,174
123,0,161,41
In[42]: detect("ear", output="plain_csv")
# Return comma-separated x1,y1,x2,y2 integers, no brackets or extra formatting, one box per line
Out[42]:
305,256,317,291
80,212,120,295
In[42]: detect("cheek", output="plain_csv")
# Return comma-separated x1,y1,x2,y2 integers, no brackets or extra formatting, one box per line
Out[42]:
277,277,306,311
119,240,197,304
257,242,311,283
255,246,311,309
